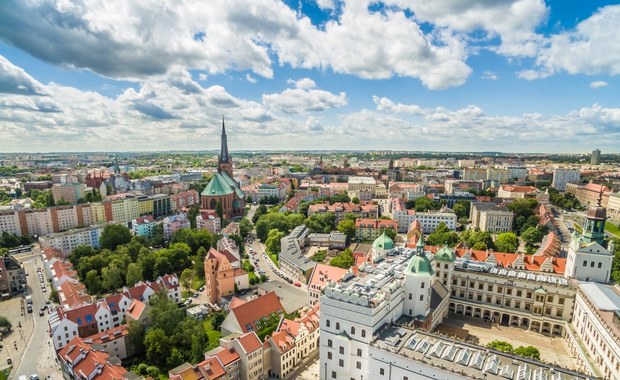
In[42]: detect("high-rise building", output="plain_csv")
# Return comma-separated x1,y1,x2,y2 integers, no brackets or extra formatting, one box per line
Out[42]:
552,169,581,191
591,149,601,165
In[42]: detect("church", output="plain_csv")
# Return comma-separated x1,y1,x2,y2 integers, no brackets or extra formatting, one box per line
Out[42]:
201,119,245,219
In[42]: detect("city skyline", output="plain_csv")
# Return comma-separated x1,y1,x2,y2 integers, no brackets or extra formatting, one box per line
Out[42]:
1,1,619,153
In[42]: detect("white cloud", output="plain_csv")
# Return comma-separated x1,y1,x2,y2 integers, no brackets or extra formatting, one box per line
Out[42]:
198,73,208,81
263,86,347,114
287,78,316,89
590,81,608,89
0,55,47,95
315,0,335,10
373,96,423,115
524,5,620,78
246,74,258,83
481,71,498,80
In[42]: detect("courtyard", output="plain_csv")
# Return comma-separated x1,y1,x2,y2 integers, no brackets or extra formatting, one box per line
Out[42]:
437,313,577,370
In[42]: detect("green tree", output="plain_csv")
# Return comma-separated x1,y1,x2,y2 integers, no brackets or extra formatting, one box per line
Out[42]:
99,224,132,250
351,197,360,204
101,263,124,291
521,227,543,246
426,222,459,247
337,218,356,242
144,328,170,367
84,269,102,294
486,340,514,353
453,201,471,219
239,219,253,239
0,316,12,331
180,268,193,293
215,200,224,220
460,230,494,250
513,346,541,360
330,248,355,269
127,320,146,355
211,311,226,330
495,232,519,253
126,263,143,287
265,229,285,255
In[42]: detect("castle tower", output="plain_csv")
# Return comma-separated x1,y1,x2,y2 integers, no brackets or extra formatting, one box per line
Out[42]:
403,234,433,319
433,245,456,289
581,191,606,245
218,117,233,178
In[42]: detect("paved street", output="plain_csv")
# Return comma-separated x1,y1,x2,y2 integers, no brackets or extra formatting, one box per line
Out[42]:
1,247,63,379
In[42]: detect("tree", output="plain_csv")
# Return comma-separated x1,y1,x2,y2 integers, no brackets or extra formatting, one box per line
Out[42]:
215,200,224,220
100,224,131,250
127,320,146,355
351,197,360,204
384,228,397,241
239,219,253,239
486,340,514,353
514,346,541,360
265,229,284,255
426,222,459,247
126,263,143,287
460,230,494,250
453,201,471,219
180,268,193,293
337,218,356,242
144,328,170,367
0,316,12,331
521,227,543,246
212,311,226,330
330,248,355,269
84,269,102,294
101,263,124,291
495,232,519,253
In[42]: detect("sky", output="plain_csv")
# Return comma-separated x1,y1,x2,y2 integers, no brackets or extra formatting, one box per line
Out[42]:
0,0,619,154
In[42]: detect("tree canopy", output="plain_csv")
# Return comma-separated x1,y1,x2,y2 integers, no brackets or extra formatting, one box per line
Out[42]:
494,232,519,253
99,224,132,250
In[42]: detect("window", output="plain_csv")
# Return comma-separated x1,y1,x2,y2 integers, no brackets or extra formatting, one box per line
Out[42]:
357,348,362,356
583,260,588,267
339,359,344,367
591,261,595,268
351,326,355,335
421,282,425,289
336,322,340,330
598,262,602,268
326,320,330,328
340,346,344,354
328,352,332,360
332,371,337,379
380,369,385,376
361,330,366,338
408,293,412,300
356,361,361,369
419,295,424,301
328,339,332,348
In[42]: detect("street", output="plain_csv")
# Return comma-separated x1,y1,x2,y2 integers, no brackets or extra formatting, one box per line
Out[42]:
0,247,62,379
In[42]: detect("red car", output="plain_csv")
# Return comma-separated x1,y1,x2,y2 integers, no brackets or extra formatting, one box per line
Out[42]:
294,282,301,287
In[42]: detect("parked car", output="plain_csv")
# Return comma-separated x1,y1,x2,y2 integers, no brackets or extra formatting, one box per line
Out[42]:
184,299,192,306
30,375,39,380
294,282,301,287
38,310,45,317
199,286,205,292
40,305,47,311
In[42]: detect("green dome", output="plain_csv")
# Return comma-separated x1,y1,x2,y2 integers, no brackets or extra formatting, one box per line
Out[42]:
434,246,456,262
373,231,394,251
407,254,434,276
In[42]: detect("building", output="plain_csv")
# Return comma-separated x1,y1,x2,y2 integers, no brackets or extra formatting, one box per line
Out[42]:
51,182,86,204
163,213,191,239
204,248,248,305
564,201,614,283
591,149,601,165
486,168,511,183
201,119,245,219
279,225,315,284
102,195,140,223
462,168,487,181
220,291,285,336
347,177,377,201
196,210,221,234
0,256,26,297
469,202,513,233
391,198,457,233
57,336,127,380
307,263,348,307
565,182,610,207
355,218,398,240
131,215,157,239
608,193,620,222
307,202,379,223
569,282,620,379
220,332,265,380
39,225,104,256
497,184,546,201
552,169,581,191
23,180,53,191
170,190,200,212
0,204,94,237
433,192,476,208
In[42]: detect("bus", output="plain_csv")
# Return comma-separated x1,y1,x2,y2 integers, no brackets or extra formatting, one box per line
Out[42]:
8,245,34,255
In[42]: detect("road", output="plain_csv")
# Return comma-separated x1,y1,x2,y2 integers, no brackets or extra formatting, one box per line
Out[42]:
11,248,61,379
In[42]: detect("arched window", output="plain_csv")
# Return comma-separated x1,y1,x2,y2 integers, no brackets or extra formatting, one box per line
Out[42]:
210,199,216,209
326,320,330,327
336,322,340,330
361,330,366,338
351,326,355,335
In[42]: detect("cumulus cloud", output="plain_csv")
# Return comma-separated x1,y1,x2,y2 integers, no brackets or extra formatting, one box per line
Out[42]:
481,71,498,80
0,55,46,95
246,74,258,84
522,5,620,78
263,85,347,114
287,78,316,89
0,0,472,89
590,81,608,89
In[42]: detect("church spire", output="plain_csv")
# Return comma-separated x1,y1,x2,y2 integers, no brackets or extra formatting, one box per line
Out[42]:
219,117,230,164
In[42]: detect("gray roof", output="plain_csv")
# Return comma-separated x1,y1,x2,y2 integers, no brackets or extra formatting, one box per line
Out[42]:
258,281,307,313
579,282,620,311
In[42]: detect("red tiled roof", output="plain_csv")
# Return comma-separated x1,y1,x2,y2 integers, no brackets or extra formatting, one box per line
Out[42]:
500,185,538,193
233,268,247,277
309,263,347,292
58,337,127,380
269,330,295,353
198,357,226,379
86,324,128,345
60,281,91,309
355,218,398,229
211,346,240,366
230,292,284,334
237,331,262,354
125,299,147,321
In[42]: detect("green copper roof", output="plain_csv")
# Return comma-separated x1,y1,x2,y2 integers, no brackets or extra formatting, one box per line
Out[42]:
373,231,394,251
434,246,456,262
416,233,426,249
407,254,434,276
201,172,234,196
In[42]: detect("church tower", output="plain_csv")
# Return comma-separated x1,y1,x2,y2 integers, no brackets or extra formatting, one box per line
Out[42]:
218,117,233,178
581,191,606,245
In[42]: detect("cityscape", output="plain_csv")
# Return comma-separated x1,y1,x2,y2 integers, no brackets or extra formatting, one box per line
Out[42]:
1,2,620,380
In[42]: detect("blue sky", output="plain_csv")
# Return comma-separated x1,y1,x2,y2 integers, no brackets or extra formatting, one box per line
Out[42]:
0,0,619,153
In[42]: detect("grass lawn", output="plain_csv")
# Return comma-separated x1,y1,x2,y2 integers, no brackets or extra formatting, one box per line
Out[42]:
192,274,205,290
203,315,222,350
267,252,279,267
605,222,620,238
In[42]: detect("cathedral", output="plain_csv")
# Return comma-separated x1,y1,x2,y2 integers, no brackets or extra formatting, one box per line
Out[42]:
201,119,245,219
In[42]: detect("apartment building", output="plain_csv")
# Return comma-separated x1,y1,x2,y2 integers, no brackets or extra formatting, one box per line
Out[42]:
196,210,221,234
565,182,610,207
131,215,157,239
38,225,104,256
391,198,457,233
354,218,398,240
163,213,190,239
470,202,513,233
51,182,86,204
347,177,377,201
0,256,26,297
170,190,200,211
552,169,581,191
307,202,379,223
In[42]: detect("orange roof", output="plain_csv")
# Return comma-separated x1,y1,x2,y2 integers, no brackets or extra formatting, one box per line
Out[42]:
86,324,128,345
230,292,284,334
52,260,78,279
228,297,246,310
355,218,398,229
237,332,262,354
58,336,127,380
43,247,63,261
197,357,226,380
270,330,295,353
452,244,566,275
500,185,538,193
309,263,347,292
125,299,147,321
211,346,240,366
60,281,91,309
